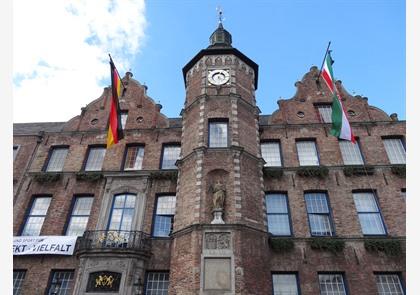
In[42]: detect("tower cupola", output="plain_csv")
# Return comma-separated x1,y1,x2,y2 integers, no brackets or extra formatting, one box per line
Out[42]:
208,23,232,48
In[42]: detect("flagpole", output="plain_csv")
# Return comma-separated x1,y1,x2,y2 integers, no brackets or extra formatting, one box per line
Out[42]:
316,41,332,83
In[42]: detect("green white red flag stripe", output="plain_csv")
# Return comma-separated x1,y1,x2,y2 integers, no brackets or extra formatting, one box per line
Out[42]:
321,51,355,143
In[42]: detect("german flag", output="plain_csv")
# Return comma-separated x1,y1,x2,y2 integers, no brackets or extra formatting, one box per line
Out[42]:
106,57,124,148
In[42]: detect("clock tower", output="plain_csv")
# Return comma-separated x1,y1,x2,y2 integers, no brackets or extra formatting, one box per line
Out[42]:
169,21,271,294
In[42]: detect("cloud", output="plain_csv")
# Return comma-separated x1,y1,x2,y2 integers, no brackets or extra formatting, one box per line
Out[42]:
13,0,147,122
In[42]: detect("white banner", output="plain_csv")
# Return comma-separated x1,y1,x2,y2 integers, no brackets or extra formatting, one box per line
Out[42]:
13,236,78,256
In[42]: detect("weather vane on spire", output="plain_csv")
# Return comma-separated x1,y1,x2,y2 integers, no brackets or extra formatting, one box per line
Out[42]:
216,6,225,25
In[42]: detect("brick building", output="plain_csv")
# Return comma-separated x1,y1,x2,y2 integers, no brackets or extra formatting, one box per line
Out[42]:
13,23,405,295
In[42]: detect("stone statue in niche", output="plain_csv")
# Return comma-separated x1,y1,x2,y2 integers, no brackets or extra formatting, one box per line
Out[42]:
209,180,226,224
211,180,226,210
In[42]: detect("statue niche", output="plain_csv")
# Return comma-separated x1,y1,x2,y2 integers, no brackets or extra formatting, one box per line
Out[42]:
207,169,228,224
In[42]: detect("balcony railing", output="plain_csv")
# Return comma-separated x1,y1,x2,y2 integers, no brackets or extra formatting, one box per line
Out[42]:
77,230,151,253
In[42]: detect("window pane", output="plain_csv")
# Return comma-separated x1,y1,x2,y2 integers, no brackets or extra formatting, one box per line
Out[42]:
296,141,319,166
273,274,299,295
66,197,93,236
317,105,332,123
376,274,404,295
47,271,74,295
13,146,19,161
46,147,68,172
22,197,51,236
268,215,291,236
124,146,144,170
339,140,364,165
108,194,136,231
261,142,282,166
266,194,288,214
305,193,333,236
121,111,128,129
383,139,406,164
318,274,347,295
85,147,106,171
145,272,169,295
353,192,386,235
209,122,228,147
13,270,26,295
153,196,176,237
161,145,180,169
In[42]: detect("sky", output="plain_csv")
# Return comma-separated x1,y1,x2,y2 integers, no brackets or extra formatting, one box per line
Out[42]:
13,0,406,123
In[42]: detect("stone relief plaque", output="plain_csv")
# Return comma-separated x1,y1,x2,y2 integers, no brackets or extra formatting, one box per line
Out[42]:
204,258,231,290
204,232,231,250
86,271,121,292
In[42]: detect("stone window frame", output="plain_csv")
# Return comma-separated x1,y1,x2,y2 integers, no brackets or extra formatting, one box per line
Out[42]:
151,194,177,238
374,272,405,295
46,269,75,295
260,140,283,167
352,190,388,236
43,145,70,172
317,272,349,295
19,195,52,236
63,194,94,236
82,144,107,171
304,191,336,237
121,143,145,171
265,191,293,236
271,272,301,295
97,184,146,233
159,143,181,170
208,118,229,148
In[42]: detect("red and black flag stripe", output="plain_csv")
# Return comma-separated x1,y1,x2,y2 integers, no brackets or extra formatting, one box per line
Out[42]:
107,56,125,148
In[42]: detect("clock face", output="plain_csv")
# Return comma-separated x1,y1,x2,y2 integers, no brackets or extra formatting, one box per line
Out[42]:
208,69,230,86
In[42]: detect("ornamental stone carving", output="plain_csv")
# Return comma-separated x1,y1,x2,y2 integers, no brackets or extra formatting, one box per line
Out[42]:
205,233,231,250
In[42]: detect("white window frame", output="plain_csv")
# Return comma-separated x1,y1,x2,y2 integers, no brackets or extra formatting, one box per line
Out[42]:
261,142,282,167
160,144,180,169
383,138,406,164
296,140,319,166
84,146,106,171
21,196,52,236
272,273,299,295
123,145,145,170
45,146,69,172
339,140,364,165
316,104,333,123
209,120,228,148
318,273,348,295
353,192,386,236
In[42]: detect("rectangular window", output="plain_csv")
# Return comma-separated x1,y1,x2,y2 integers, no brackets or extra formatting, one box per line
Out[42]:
153,196,176,237
209,121,228,147
66,196,93,236
266,193,291,236
339,140,364,165
13,270,26,295
13,145,20,161
160,145,180,169
272,273,299,295
108,194,136,232
121,111,128,129
304,193,334,236
124,145,144,170
21,196,51,236
316,105,332,123
45,147,69,172
84,146,106,171
383,138,406,164
296,140,319,166
318,274,347,295
261,142,282,167
353,192,386,235
144,272,169,295
401,189,406,201
47,270,74,295
375,273,405,295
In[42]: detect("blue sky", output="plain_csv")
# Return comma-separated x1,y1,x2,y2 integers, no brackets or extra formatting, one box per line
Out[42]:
13,0,405,122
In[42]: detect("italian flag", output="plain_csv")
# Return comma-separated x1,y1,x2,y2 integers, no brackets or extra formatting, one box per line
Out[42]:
321,51,355,143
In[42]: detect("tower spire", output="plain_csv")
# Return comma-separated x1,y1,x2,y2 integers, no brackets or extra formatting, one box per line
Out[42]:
209,6,232,48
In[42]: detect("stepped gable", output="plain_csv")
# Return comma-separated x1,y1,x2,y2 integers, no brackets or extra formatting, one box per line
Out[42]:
62,72,170,132
269,66,392,125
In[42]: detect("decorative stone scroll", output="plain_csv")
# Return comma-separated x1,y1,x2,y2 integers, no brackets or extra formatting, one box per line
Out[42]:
204,233,231,250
